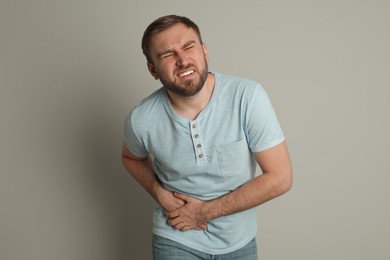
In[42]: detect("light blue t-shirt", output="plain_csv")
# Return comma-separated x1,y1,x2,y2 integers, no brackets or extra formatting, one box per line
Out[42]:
124,72,284,254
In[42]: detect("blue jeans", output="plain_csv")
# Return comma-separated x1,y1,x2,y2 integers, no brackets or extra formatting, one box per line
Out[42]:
152,235,258,260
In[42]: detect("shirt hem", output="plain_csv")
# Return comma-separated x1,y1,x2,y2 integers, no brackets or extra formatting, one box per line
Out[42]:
152,229,257,255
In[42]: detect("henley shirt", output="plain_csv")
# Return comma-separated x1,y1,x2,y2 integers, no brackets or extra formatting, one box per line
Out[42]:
124,72,285,254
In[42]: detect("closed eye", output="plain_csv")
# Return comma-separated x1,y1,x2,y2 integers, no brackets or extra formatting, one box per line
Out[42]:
160,51,174,59
183,40,196,51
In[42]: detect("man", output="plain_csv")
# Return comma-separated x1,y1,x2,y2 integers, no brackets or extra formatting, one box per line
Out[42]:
122,15,292,259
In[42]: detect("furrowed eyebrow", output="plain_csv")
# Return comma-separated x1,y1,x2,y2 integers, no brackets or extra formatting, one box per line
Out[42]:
157,49,174,58
157,40,197,58
182,40,196,49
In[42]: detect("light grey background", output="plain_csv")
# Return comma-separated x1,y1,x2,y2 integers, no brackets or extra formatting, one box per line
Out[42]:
1,1,389,259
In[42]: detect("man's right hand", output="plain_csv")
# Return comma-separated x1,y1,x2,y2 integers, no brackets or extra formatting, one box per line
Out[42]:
155,187,207,231
121,145,206,231
155,186,185,211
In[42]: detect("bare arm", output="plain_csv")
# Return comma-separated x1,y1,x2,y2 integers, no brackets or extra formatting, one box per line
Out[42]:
121,144,185,211
167,140,292,231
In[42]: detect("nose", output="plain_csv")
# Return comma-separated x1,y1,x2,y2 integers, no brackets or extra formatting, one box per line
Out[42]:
175,51,188,67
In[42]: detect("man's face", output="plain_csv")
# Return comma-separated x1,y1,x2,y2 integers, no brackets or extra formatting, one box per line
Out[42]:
147,23,209,97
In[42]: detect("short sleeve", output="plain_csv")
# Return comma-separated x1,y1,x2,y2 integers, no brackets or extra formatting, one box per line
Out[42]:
246,85,285,152
123,112,148,158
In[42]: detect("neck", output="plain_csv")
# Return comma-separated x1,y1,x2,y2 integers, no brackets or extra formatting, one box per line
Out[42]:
167,73,215,121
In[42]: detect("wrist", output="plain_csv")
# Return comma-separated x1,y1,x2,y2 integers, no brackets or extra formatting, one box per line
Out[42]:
203,199,223,221
150,181,165,203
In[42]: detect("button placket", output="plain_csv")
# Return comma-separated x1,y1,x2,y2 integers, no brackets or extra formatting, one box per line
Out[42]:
190,121,205,161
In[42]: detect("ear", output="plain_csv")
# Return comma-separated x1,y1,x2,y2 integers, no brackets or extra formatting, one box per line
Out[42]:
202,43,209,62
147,62,159,80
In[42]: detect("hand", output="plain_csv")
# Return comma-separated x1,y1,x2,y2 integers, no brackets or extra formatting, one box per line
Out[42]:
156,187,185,212
166,193,209,232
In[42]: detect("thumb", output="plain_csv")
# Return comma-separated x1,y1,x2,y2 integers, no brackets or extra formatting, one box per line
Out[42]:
199,223,208,230
173,192,192,202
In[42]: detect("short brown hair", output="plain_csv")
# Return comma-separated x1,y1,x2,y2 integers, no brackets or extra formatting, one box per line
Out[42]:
141,15,203,63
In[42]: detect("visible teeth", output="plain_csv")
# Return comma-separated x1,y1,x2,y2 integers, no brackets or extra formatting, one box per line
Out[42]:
180,70,194,77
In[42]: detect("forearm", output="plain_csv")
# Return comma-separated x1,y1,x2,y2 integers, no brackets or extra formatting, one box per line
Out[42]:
122,154,162,202
121,145,185,211
206,141,292,219
167,171,291,231
204,171,292,220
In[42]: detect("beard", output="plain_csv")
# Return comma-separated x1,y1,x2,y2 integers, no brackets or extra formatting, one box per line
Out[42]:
159,62,209,97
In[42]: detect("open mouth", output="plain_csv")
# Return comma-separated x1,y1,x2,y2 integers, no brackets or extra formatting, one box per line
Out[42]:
178,70,195,78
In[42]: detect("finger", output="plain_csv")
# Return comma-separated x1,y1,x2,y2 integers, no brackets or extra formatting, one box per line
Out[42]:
166,210,179,219
174,197,186,207
174,222,188,231
168,216,182,227
199,223,208,230
180,226,192,232
173,192,192,202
